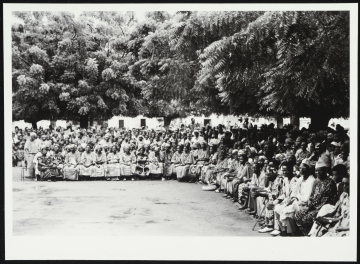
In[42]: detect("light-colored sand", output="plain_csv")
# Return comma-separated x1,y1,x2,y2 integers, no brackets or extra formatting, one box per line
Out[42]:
12,178,268,236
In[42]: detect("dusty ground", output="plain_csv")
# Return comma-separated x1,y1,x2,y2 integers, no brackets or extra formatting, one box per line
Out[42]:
13,172,267,236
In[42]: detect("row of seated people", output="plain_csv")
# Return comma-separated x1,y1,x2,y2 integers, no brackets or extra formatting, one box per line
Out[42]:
32,142,210,182
205,150,350,237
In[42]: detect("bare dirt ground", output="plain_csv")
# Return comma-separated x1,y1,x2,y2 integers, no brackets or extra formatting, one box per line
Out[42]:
12,174,267,236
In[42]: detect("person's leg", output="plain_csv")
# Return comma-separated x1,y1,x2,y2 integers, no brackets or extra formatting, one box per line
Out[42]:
270,212,282,236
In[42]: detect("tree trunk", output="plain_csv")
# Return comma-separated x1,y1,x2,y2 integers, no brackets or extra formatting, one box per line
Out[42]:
290,114,300,129
276,117,283,129
309,114,331,132
80,115,89,129
31,120,38,130
164,116,173,128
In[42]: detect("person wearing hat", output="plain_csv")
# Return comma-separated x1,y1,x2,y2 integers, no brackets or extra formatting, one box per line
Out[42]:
24,132,39,178
328,141,341,167
294,160,337,235
119,145,136,181
63,144,80,181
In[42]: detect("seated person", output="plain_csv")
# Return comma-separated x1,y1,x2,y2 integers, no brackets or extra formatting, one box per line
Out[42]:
50,144,64,178
238,159,265,210
135,146,149,179
331,164,349,197
159,143,174,180
201,144,218,184
148,146,164,179
256,162,286,233
63,144,80,181
35,147,60,182
309,191,349,237
79,144,95,180
106,146,121,181
224,153,253,200
175,143,194,181
294,160,338,235
271,161,316,236
119,145,136,181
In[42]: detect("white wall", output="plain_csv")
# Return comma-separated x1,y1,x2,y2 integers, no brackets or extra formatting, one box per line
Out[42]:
108,115,164,129
12,116,349,131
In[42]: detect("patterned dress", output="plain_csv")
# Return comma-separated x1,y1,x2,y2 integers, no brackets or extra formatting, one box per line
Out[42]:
79,152,95,177
136,153,149,176
295,177,337,235
37,155,60,179
263,175,285,227
160,150,173,177
202,153,218,183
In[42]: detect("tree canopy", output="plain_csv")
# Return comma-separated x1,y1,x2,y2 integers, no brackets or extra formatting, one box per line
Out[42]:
12,11,349,129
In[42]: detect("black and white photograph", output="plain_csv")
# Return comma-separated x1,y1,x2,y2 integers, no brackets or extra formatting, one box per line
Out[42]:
4,3,358,261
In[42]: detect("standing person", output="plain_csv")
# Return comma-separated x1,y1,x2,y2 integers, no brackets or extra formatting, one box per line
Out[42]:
24,132,39,178
63,145,80,181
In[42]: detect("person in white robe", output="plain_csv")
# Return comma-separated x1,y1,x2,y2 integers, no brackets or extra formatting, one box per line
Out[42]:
272,161,316,235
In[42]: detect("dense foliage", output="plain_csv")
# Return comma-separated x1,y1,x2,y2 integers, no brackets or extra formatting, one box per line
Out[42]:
12,11,349,129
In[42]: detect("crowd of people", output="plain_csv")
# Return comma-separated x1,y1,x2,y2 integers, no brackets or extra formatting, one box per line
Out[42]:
12,118,350,237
